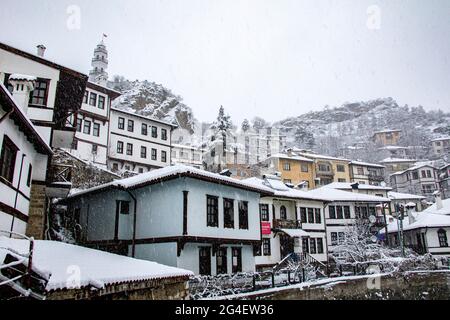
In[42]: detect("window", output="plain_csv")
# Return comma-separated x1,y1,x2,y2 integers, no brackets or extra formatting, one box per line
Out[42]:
317,238,324,254
283,162,291,171
308,208,314,223
89,92,97,106
71,139,78,150
83,120,91,134
232,248,242,273
284,179,292,184
138,168,144,174
412,171,419,180
337,164,346,172
162,129,168,141
83,91,88,104
331,232,338,246
224,198,234,229
438,229,448,247
318,163,330,172
117,141,124,154
76,118,82,132
151,148,157,161
207,195,219,227
92,145,98,154
161,150,167,163
338,178,346,183
344,206,351,219
302,238,309,253
93,123,100,137
29,79,49,106
280,206,287,220
98,96,105,109
141,146,147,158
427,170,432,178
301,163,309,172
315,208,321,224
128,120,134,132
216,248,228,274
263,238,271,256
199,247,211,276
300,207,307,223
310,239,317,254
421,170,426,178
152,126,158,138
238,201,248,229
118,117,125,130
117,200,130,215
338,232,345,244
126,143,133,156
357,167,364,175
141,124,148,136
26,164,32,187
336,206,343,219
260,204,269,221
329,206,336,219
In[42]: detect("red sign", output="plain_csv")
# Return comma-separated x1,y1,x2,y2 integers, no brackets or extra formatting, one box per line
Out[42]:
261,222,272,235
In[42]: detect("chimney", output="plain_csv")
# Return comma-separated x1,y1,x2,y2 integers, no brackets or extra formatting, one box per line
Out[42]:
36,45,46,57
434,191,443,210
407,207,416,225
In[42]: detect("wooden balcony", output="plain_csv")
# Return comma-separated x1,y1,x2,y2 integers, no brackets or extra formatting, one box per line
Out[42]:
273,219,302,229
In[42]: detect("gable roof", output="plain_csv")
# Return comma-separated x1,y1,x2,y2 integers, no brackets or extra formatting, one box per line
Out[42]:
0,83,52,155
307,186,390,202
422,198,450,216
323,182,391,191
67,165,274,199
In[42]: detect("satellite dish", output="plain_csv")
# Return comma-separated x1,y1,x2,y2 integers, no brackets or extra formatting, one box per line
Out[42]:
369,215,377,224
371,235,378,243
380,181,386,187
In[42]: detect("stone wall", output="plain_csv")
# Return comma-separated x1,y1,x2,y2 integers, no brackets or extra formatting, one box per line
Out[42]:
46,276,190,300
26,183,47,240
226,271,450,300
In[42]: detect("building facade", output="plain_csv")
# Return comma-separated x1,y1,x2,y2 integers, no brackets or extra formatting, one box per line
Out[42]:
63,165,271,276
349,161,386,186
108,108,175,174
70,82,121,168
431,137,450,158
390,163,440,201
0,84,53,236
171,144,204,169
0,42,87,239
372,129,402,146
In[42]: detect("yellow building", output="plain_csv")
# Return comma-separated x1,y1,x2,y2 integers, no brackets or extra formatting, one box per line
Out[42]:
296,152,351,187
259,152,315,189
372,129,401,146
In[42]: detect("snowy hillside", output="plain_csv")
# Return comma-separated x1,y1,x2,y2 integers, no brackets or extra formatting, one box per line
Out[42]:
109,77,197,133
274,98,450,158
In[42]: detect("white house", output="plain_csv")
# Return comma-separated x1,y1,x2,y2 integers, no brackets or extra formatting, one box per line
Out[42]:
108,108,176,174
349,161,386,186
306,187,391,251
244,175,328,270
69,82,121,169
390,162,440,201
388,191,427,213
0,42,87,239
382,194,450,260
62,165,273,276
171,144,204,169
0,83,52,236
431,137,450,157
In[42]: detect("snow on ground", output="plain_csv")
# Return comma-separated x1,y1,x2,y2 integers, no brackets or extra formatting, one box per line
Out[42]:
0,237,193,292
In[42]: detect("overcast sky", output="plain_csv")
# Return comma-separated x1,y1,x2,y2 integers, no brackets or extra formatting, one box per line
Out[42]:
1,0,449,123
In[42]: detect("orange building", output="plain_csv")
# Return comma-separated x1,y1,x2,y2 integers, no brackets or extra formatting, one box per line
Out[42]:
372,129,402,146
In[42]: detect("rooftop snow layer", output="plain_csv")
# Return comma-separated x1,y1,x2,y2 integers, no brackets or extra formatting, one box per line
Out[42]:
307,186,390,202
388,191,426,201
9,73,37,81
382,212,450,233
422,199,450,215
349,160,385,168
0,237,193,292
323,182,391,191
69,164,274,198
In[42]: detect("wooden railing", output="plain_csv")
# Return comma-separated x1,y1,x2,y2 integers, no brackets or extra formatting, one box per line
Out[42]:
273,219,301,229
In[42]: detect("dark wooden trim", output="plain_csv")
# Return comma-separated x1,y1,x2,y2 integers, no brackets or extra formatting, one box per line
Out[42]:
31,120,55,127
87,82,121,99
0,201,29,222
183,191,189,236
28,104,54,111
110,131,172,149
78,109,109,122
31,180,47,186
110,108,177,128
326,223,355,227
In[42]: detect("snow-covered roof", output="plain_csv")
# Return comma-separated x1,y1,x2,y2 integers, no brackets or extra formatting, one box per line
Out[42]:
380,158,417,163
68,165,274,199
265,153,314,163
243,177,327,201
431,137,450,142
307,187,390,203
0,83,52,155
388,191,426,201
379,146,408,150
422,199,450,216
324,182,391,191
278,229,310,238
382,212,450,234
9,73,37,81
297,152,350,162
349,160,385,168
0,237,193,292
390,162,437,176
110,107,178,128
373,129,401,134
